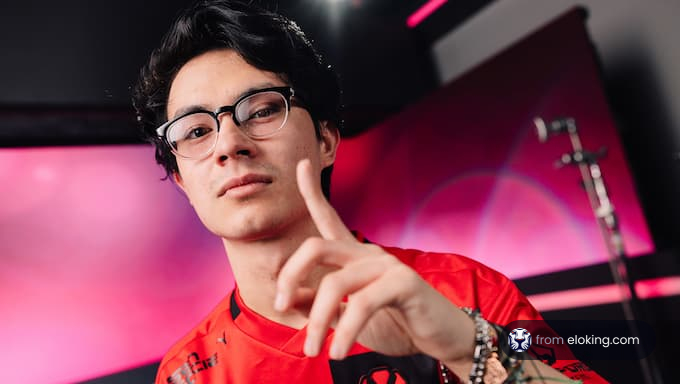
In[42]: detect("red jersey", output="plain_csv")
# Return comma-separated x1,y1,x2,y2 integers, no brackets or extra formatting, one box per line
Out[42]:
156,245,607,383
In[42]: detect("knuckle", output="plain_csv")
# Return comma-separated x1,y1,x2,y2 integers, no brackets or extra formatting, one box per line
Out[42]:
277,271,290,286
390,264,420,289
302,237,325,254
319,272,343,293
363,244,396,263
277,268,293,285
349,293,372,313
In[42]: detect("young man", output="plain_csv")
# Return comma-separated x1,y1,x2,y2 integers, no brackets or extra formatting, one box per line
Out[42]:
133,1,607,383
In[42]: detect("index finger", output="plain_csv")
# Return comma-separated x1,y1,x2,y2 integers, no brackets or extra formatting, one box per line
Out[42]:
297,159,353,241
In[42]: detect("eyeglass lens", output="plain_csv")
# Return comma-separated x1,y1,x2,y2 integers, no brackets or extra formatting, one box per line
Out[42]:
166,91,288,158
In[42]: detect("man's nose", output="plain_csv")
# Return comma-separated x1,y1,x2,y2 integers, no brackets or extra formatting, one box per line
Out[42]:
212,114,258,163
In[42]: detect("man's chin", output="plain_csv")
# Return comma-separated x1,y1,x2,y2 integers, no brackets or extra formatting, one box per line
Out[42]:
214,219,286,243
208,203,308,242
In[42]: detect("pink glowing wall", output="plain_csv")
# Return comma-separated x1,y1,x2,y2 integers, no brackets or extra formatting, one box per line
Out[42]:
0,7,653,384
332,8,653,278
0,146,232,383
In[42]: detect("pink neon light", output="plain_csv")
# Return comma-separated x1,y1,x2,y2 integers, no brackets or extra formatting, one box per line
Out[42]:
407,0,448,28
527,276,680,312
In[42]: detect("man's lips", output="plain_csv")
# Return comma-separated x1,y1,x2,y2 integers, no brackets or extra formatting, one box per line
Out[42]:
217,174,273,197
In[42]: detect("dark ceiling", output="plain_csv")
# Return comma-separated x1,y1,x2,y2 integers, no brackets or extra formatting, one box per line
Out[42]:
0,0,493,144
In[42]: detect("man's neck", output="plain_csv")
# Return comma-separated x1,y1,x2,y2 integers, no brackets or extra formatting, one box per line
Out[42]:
222,219,331,329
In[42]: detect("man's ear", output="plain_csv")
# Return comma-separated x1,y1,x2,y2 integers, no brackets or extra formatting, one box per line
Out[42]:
172,171,189,199
318,120,340,168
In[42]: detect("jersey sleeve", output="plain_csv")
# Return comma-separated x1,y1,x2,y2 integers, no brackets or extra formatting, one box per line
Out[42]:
155,361,172,384
480,277,609,383
395,248,609,383
154,294,232,384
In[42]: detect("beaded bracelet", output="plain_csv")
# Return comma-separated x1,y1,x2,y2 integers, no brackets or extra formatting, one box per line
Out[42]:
461,307,494,383
439,309,525,384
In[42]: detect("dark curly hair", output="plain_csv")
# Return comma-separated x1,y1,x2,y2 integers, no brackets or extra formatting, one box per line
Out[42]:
133,0,342,198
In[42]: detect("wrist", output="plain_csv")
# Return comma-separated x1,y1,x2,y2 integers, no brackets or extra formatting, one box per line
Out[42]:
440,308,477,366
441,308,498,383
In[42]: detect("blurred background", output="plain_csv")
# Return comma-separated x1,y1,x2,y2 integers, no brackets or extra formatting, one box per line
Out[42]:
1,0,679,383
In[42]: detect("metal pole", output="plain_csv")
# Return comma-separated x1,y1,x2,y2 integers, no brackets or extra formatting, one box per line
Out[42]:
534,117,661,383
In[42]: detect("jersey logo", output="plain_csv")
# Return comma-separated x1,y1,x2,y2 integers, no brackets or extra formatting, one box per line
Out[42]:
217,331,227,344
359,366,408,384
166,352,219,384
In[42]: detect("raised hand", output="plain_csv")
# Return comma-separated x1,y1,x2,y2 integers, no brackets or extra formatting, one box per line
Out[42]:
274,159,476,369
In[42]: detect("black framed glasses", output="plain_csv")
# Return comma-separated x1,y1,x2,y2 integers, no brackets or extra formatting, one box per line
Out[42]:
156,86,296,159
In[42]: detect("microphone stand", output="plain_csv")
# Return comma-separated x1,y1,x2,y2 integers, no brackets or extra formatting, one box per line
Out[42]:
534,117,660,384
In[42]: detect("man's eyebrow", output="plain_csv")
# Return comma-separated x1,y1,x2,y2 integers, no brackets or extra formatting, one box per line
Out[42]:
234,82,280,101
169,82,281,120
171,104,211,120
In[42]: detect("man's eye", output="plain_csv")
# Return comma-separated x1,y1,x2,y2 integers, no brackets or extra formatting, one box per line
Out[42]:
184,126,213,139
247,104,282,121
251,109,274,119
248,108,275,120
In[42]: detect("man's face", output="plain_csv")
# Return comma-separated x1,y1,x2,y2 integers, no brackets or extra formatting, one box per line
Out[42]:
167,49,338,241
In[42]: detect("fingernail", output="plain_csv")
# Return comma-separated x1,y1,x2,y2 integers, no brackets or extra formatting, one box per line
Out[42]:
329,342,343,360
274,292,287,311
304,336,318,357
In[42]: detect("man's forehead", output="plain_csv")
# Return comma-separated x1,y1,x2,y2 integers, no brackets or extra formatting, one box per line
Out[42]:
165,50,285,119
167,81,282,120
